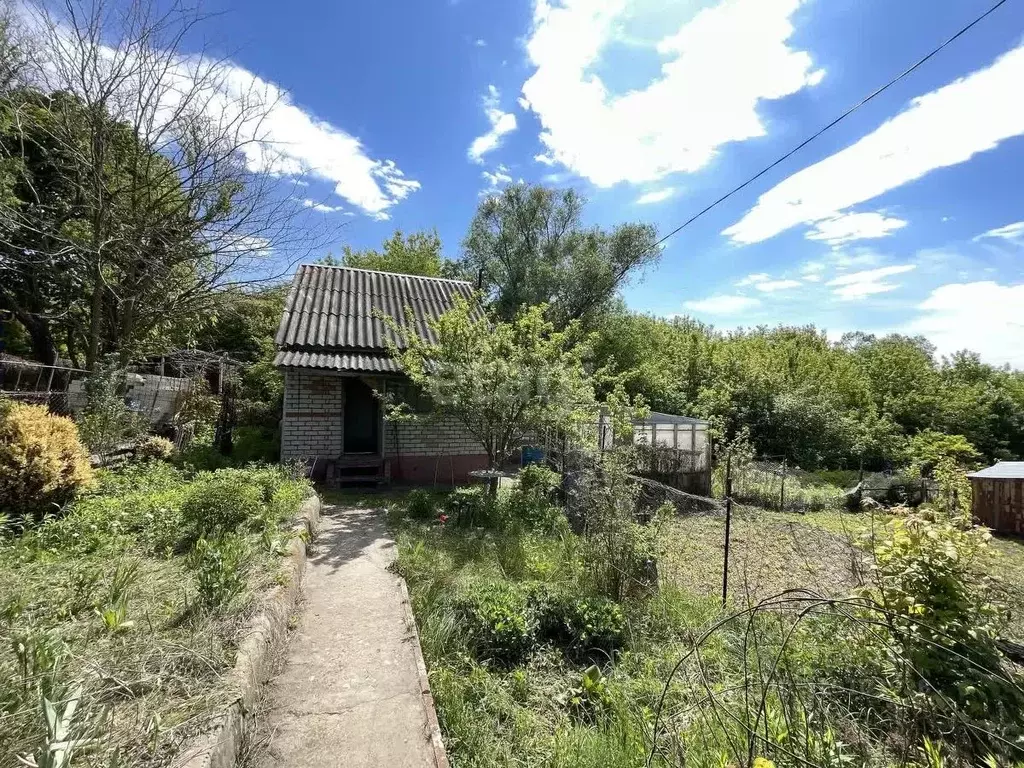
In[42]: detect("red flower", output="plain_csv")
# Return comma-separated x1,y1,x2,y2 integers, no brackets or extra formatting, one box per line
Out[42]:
438,514,449,524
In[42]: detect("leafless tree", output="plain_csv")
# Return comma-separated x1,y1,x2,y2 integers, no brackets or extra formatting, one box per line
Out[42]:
0,0,332,367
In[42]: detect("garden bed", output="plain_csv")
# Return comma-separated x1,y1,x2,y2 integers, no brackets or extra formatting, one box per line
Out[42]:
383,476,1024,768
0,461,311,767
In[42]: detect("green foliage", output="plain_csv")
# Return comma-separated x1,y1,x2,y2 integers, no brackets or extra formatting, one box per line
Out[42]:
457,582,538,663
593,313,1024,471
0,400,94,522
905,430,981,475
574,455,664,600
230,425,279,464
134,435,175,461
562,665,613,723
338,229,457,277
533,589,624,659
504,464,564,531
95,560,139,633
856,512,1022,741
723,461,846,512
0,459,309,763
188,536,249,610
387,299,611,468
933,456,973,521
445,486,501,528
460,184,660,328
180,473,262,544
405,488,438,520
76,363,148,456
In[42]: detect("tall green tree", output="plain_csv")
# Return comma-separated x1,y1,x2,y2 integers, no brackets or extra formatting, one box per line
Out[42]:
339,229,458,277
461,185,660,328
385,299,601,469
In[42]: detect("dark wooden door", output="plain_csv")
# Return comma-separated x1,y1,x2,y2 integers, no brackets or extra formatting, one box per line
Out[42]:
344,378,379,454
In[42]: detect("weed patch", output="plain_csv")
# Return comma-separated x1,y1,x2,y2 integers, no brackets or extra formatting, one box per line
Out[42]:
0,460,310,766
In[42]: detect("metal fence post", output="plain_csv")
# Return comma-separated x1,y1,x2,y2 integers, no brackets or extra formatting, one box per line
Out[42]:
780,457,787,512
722,451,733,608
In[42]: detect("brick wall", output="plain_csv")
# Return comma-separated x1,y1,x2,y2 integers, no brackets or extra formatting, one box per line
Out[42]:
280,371,489,481
280,370,345,460
383,416,487,457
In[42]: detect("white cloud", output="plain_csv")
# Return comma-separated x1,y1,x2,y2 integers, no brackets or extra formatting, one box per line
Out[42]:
906,281,1024,367
734,273,800,292
191,70,420,219
302,199,346,213
826,264,915,300
724,45,1024,244
534,152,556,166
974,221,1024,244
521,0,822,187
474,38,487,47
481,164,513,193
635,187,676,205
468,85,518,163
806,211,907,246
735,272,771,287
28,14,420,220
799,261,825,282
222,234,272,256
754,279,802,292
683,294,761,314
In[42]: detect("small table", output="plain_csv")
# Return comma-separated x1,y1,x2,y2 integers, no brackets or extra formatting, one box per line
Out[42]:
467,468,513,497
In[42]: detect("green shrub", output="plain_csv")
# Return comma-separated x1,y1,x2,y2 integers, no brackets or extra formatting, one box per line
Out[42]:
189,536,248,609
445,486,495,527
856,513,1023,751
175,441,232,471
405,489,437,520
456,582,537,663
76,362,148,456
504,465,564,531
0,400,94,522
532,586,624,658
230,426,279,464
180,473,263,544
135,435,175,461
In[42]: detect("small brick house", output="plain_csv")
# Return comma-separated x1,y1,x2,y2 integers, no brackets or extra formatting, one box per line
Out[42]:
274,264,489,484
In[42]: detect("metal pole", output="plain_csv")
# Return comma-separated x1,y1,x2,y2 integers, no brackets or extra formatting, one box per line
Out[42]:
780,457,787,512
722,451,733,608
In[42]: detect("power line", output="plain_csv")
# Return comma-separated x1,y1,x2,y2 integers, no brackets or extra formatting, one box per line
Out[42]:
652,0,1013,250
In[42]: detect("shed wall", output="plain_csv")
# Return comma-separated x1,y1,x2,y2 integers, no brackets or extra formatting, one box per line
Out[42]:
280,370,488,484
281,370,346,460
971,477,1024,534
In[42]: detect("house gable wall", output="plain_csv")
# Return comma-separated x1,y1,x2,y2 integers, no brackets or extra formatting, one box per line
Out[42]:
280,370,488,483
281,370,345,460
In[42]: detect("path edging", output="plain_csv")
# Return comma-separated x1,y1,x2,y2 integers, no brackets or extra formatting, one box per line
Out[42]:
397,576,451,768
174,493,321,768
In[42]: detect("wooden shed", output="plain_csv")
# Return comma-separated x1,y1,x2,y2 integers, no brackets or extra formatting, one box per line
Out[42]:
969,462,1024,534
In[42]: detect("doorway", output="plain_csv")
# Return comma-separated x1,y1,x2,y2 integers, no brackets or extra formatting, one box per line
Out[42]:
343,378,380,454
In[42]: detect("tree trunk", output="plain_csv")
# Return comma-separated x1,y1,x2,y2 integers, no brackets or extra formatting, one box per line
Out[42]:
18,312,58,366
86,261,104,370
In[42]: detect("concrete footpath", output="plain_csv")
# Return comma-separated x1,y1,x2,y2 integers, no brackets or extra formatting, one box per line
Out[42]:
256,504,441,768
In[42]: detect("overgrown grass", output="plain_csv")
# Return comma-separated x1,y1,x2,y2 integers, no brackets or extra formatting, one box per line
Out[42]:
714,462,847,513
0,459,310,767
388,482,1024,768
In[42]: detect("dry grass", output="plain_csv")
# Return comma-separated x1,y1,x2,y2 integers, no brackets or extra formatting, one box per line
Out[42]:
660,505,1024,642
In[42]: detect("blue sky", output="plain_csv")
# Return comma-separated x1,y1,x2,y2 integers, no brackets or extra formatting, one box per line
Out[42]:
188,0,1024,366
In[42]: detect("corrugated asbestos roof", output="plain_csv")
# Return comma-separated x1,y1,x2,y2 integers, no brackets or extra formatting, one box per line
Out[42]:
968,462,1024,480
274,264,477,372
